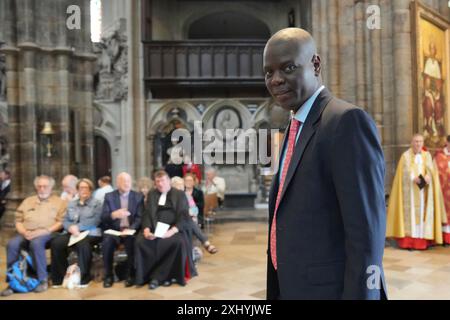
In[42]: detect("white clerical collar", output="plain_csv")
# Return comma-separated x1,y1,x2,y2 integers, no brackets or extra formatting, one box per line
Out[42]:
292,85,325,123
1,179,10,190
158,192,168,206
444,147,450,156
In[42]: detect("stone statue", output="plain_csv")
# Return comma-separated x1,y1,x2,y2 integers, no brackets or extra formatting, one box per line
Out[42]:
94,29,128,101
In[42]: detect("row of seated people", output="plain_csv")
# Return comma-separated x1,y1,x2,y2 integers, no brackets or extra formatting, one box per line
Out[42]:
1,170,217,297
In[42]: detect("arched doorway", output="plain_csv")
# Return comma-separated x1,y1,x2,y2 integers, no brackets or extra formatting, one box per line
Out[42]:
188,11,271,39
94,135,112,184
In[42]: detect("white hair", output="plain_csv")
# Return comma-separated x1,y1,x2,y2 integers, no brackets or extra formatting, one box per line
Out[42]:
62,174,78,189
34,175,56,189
171,176,184,186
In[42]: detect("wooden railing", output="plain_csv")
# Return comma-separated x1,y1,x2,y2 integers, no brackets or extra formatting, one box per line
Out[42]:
143,40,266,86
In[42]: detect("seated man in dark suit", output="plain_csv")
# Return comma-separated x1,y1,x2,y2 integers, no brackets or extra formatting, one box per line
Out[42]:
101,172,143,288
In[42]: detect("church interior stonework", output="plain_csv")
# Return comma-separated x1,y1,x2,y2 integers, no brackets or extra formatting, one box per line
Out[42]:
0,0,450,302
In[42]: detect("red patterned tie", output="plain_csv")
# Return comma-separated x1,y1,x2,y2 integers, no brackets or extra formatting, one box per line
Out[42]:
270,118,301,270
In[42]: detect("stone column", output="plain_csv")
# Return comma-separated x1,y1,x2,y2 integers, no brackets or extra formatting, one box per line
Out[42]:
338,0,356,103
131,0,148,179
363,0,373,116
369,0,383,128
355,1,366,110
327,0,340,95
392,0,414,161
0,0,95,239
318,0,329,86
380,0,396,189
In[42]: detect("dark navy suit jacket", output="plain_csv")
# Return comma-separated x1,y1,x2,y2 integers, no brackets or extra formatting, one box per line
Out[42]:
101,190,143,231
267,88,387,300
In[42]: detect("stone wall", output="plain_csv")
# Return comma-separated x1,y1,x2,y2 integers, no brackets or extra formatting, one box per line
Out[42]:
0,0,96,232
311,0,450,191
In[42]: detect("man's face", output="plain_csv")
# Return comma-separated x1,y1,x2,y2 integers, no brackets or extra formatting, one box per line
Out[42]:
117,174,132,193
412,136,424,153
36,178,52,199
264,40,319,111
155,175,171,193
206,171,215,181
0,172,4,181
430,43,436,58
62,178,75,194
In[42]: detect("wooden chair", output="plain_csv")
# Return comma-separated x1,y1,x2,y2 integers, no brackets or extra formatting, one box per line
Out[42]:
204,193,219,233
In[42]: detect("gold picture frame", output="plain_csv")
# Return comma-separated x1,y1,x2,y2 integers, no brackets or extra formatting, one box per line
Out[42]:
411,1,450,149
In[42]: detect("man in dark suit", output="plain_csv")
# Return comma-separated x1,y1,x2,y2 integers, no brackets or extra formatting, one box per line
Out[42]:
101,172,143,288
264,28,387,300
0,170,11,220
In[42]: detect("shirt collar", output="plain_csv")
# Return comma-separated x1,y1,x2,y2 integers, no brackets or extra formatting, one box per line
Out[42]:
77,196,93,206
35,195,51,204
119,191,130,198
292,85,325,123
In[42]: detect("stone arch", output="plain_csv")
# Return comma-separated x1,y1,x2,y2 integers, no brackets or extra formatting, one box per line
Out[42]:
187,11,270,39
202,99,253,131
147,101,201,136
182,7,272,40
252,101,271,129
93,102,121,180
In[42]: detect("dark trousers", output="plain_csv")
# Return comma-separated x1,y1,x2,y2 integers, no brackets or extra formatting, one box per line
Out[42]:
0,205,5,220
6,234,53,281
102,234,135,278
190,219,208,244
51,234,101,285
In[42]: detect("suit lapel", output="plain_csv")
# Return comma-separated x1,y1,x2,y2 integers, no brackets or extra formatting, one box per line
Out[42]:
277,89,333,208
114,190,121,210
128,191,134,213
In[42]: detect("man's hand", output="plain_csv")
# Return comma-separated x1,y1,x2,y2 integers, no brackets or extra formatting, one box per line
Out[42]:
163,227,178,239
68,225,80,236
413,177,421,185
143,228,156,240
24,229,50,240
111,209,130,220
425,175,431,185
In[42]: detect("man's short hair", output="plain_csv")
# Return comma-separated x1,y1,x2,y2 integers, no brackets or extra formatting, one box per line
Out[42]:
99,176,111,185
34,175,55,189
63,175,78,189
154,170,169,180
77,178,95,192
447,135,450,143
